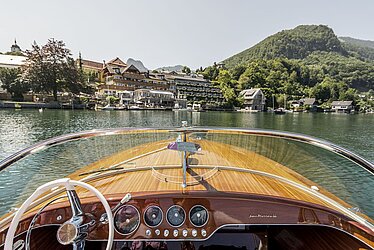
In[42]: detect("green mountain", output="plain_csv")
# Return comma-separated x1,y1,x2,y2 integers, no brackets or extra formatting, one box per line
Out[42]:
223,25,347,68
218,25,374,92
339,37,374,49
208,25,374,109
339,37,374,61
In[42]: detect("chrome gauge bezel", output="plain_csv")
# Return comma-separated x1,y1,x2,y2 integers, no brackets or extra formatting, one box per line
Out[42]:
189,205,209,227
144,205,163,228
113,204,141,235
166,205,186,227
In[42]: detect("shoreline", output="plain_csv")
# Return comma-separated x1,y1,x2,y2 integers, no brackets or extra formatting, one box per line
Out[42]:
1,101,373,114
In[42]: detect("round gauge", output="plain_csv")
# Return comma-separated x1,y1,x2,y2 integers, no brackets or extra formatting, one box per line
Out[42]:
166,205,186,227
114,205,140,235
144,206,163,227
189,205,209,227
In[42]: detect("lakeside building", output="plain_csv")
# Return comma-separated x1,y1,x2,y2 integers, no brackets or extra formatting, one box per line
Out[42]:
0,54,27,100
240,88,266,111
164,72,224,106
10,39,22,53
290,98,318,111
119,91,134,106
299,98,318,111
133,89,175,108
76,55,103,82
331,101,354,113
0,54,26,69
98,58,171,98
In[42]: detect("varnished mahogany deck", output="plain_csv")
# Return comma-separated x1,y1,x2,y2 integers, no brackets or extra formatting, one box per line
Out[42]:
65,139,354,212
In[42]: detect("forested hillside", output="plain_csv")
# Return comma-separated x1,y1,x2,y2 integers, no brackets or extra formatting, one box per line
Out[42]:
223,25,347,67
201,25,374,110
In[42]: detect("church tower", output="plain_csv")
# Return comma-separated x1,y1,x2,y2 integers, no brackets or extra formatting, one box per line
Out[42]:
10,39,21,53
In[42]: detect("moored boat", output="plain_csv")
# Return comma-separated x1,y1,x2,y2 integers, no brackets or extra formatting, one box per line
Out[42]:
0,127,373,249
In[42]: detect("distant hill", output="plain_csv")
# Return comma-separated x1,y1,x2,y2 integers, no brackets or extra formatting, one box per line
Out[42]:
339,37,374,61
339,37,374,49
126,58,148,73
210,24,374,100
223,25,347,68
155,65,184,72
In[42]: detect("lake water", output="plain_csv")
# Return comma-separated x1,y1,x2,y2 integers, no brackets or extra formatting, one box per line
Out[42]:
1,109,373,162
0,109,373,217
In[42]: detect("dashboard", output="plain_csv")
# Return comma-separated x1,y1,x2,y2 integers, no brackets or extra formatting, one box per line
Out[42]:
82,191,364,241
1,191,371,247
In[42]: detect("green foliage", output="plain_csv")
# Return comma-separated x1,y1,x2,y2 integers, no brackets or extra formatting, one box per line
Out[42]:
106,95,119,104
303,51,374,91
201,66,219,81
308,77,356,103
181,66,191,74
341,42,374,61
22,38,90,101
223,25,346,68
0,68,29,101
339,37,374,49
213,24,374,109
217,70,239,106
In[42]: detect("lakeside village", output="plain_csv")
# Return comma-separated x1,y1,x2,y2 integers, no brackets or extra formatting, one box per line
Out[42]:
0,40,372,113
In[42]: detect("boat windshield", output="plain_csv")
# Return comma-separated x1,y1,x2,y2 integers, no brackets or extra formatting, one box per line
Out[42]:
0,128,373,222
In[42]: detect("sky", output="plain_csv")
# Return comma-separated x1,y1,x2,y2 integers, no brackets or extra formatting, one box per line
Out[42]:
1,0,374,70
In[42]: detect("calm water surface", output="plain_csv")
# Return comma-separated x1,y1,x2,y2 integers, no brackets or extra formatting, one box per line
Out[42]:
0,109,373,216
1,109,372,162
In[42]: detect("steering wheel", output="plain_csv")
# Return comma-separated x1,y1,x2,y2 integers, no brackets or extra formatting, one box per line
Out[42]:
4,178,114,250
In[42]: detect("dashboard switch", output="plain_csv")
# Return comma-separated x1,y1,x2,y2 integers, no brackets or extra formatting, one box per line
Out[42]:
173,229,179,237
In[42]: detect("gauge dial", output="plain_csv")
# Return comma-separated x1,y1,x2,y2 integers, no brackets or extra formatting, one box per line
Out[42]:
167,205,186,227
144,206,163,227
189,205,208,227
114,205,140,235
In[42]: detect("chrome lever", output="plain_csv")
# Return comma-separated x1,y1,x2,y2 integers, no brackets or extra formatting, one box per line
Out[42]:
100,193,131,224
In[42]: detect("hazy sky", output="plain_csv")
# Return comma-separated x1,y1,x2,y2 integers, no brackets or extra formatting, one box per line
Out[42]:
1,0,373,69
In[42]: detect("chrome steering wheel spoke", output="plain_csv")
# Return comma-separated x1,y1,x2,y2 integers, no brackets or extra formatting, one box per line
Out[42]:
67,189,84,217
56,188,92,248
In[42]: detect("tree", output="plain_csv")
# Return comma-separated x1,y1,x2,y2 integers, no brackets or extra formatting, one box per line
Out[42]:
182,66,191,74
0,68,29,101
22,39,88,101
217,70,238,107
201,66,219,81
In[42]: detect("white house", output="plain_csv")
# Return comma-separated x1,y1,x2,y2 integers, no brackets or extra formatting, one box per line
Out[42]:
0,54,27,69
331,101,354,113
133,89,175,108
240,88,266,111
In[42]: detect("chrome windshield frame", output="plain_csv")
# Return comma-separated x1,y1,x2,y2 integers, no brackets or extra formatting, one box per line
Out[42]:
0,127,373,174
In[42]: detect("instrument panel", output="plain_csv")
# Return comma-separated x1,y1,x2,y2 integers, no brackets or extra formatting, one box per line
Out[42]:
83,192,355,241
2,192,367,244
113,202,209,239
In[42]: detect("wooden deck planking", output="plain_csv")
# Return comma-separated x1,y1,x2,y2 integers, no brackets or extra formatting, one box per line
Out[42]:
65,138,354,212
2,137,369,224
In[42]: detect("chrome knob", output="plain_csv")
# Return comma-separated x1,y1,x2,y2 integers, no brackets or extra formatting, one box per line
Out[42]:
173,229,179,237
182,229,188,237
201,229,207,237
192,229,197,237
164,229,169,237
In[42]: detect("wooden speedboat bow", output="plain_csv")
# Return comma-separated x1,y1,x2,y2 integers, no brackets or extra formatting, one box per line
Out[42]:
0,127,373,249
